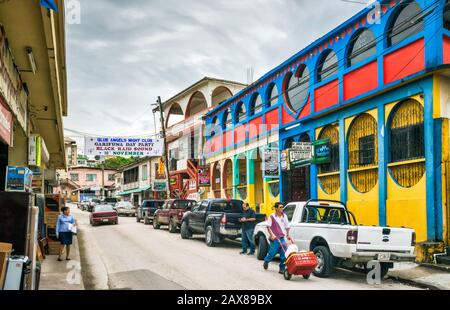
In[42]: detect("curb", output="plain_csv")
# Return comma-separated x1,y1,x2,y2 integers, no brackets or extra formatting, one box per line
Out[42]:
388,275,442,290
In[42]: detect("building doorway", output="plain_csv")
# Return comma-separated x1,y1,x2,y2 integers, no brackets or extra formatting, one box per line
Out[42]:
253,150,264,212
0,141,8,191
282,134,311,203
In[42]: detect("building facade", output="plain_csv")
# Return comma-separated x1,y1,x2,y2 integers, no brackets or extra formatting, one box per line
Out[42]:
0,0,68,194
159,77,247,200
204,0,450,249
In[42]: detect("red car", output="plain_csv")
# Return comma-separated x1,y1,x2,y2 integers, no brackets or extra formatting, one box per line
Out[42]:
153,199,196,233
90,205,119,226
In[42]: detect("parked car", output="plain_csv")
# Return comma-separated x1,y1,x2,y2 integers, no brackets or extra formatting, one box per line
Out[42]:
103,197,119,208
115,201,136,217
87,198,102,212
90,205,119,226
79,200,89,211
180,199,266,247
153,199,196,233
136,200,165,225
253,200,416,278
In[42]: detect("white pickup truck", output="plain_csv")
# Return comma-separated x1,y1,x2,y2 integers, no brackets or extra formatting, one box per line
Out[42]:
253,200,416,278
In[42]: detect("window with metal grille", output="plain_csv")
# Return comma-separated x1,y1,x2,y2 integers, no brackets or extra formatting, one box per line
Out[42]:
358,135,375,165
387,1,424,47
319,125,340,174
391,123,424,162
250,93,263,116
444,0,450,30
347,29,377,67
317,51,338,83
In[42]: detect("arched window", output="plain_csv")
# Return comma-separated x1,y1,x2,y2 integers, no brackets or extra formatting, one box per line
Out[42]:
212,162,222,198
317,50,338,83
223,109,233,130
347,29,377,67
285,65,310,112
387,1,424,47
318,124,340,195
445,0,450,30
348,113,378,193
389,99,425,188
249,93,263,116
235,102,246,123
267,84,279,108
210,116,219,137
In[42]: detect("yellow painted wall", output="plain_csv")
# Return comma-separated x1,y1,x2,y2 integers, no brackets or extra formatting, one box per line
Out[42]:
261,180,280,217
316,126,340,202
385,97,428,242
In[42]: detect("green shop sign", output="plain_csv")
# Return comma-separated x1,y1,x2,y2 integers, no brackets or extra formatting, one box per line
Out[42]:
311,139,331,165
285,139,331,169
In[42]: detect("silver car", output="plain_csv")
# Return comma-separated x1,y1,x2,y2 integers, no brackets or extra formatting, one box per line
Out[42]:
115,202,136,217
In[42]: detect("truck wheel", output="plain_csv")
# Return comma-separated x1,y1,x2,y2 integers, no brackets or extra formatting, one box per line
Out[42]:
313,246,334,278
168,219,177,233
379,263,391,279
180,221,192,240
257,235,269,261
205,226,216,247
153,217,161,229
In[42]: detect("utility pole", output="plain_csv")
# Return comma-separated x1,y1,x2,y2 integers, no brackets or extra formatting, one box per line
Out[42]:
156,96,171,199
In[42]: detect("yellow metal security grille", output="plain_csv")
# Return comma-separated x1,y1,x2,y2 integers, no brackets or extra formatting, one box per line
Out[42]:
348,113,378,193
318,124,340,195
389,99,425,188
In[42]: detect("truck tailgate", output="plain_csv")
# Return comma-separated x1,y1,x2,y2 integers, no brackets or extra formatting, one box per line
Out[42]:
223,213,243,230
356,226,414,252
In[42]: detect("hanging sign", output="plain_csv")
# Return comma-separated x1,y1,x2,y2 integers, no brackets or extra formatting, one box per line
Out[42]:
281,150,290,171
0,99,12,145
289,142,313,169
198,165,211,187
263,148,280,178
152,180,168,192
5,166,33,192
312,139,331,165
85,136,164,157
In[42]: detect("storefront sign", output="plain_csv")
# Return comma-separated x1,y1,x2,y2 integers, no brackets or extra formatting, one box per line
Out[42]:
263,148,280,178
85,136,164,157
289,142,313,169
0,99,12,145
28,135,41,167
152,180,168,192
5,166,33,192
281,150,290,171
198,165,211,187
312,139,331,165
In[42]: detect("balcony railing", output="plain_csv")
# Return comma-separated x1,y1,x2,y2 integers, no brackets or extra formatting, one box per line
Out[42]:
0,25,28,131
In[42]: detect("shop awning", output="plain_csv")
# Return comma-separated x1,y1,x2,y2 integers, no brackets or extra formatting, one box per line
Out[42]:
118,187,151,196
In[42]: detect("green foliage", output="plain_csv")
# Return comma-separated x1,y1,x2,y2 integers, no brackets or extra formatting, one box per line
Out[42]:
98,157,139,169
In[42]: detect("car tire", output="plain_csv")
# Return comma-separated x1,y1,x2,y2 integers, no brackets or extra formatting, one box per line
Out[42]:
168,219,177,233
313,246,334,278
379,263,391,279
144,215,151,225
153,217,161,229
180,221,191,240
257,235,269,261
205,226,216,247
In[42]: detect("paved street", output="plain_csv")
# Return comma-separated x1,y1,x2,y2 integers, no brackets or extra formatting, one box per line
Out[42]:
70,204,419,290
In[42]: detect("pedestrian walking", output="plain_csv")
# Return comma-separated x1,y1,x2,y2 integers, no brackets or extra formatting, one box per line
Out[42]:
56,206,77,262
263,202,292,274
239,202,257,255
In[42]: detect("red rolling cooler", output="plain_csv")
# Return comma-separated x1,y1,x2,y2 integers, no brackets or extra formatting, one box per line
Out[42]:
284,252,318,280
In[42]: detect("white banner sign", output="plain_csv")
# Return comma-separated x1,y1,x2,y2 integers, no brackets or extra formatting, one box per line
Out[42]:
85,136,164,157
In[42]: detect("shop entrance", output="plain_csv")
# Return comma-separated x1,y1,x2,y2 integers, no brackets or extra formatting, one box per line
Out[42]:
0,141,7,191
282,134,311,203
253,150,264,212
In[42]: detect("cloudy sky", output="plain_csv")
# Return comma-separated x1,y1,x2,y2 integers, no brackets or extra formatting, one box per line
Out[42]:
64,0,364,149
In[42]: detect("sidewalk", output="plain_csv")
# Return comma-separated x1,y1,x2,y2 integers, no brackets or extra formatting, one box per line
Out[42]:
388,263,450,290
39,234,85,290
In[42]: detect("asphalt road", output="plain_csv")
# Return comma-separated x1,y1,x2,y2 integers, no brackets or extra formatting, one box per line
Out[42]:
70,204,419,290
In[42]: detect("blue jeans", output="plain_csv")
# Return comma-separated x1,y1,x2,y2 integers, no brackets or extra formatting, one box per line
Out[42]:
241,228,255,254
264,238,287,271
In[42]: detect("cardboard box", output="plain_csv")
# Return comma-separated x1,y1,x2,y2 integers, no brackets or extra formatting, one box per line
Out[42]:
0,243,12,289
47,241,61,256
44,211,59,226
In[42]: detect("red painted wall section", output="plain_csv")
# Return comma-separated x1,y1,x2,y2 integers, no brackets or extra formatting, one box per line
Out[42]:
249,116,263,139
211,135,222,153
344,61,378,101
235,124,246,143
282,106,296,125
444,35,450,64
204,140,211,154
223,130,234,149
314,79,339,113
384,39,425,85
265,108,279,131
299,98,311,119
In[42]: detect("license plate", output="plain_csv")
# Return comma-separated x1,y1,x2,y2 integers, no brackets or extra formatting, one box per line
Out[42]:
377,253,391,262
102,219,109,222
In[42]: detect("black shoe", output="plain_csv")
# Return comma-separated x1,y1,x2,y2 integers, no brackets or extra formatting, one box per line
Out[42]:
263,262,269,270
248,252,255,256
57,258,63,262
239,251,247,255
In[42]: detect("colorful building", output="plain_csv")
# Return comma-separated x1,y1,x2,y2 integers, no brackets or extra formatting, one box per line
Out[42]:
204,0,450,250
